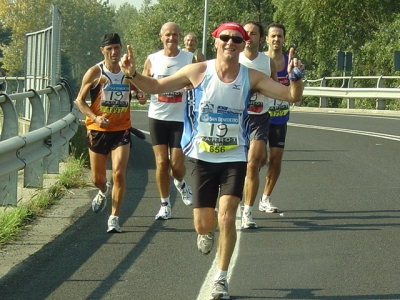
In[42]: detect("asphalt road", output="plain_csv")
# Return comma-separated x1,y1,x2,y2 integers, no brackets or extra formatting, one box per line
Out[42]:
0,109,399,300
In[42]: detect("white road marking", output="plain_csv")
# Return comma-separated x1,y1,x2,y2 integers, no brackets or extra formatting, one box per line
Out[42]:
288,123,400,142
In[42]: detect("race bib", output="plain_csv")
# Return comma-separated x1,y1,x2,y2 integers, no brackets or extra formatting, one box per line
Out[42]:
100,83,130,113
158,91,183,103
198,112,240,153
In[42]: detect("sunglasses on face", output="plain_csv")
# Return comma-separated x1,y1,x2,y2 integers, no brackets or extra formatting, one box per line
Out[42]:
218,34,244,44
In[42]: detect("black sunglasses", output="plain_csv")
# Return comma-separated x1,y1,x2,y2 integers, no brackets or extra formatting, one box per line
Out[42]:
218,34,244,44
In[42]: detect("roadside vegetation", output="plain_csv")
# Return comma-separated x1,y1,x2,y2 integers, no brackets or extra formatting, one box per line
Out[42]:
0,156,89,247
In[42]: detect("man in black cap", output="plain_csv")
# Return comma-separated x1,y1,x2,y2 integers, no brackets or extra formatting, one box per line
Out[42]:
75,33,146,233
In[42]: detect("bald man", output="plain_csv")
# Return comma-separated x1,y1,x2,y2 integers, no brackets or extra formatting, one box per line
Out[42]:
142,22,196,220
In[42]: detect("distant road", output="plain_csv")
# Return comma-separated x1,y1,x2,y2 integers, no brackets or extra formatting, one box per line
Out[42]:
1,110,399,300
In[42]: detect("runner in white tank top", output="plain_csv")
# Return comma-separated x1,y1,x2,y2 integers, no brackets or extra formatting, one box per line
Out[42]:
142,22,195,221
121,22,304,299
239,21,278,229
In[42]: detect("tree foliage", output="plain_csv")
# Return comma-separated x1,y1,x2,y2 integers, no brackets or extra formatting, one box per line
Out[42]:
1,0,400,108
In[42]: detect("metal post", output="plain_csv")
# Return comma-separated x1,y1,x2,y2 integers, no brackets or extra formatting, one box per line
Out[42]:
202,0,209,58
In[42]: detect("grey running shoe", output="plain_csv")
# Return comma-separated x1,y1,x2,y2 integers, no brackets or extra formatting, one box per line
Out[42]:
107,215,121,233
197,210,218,255
92,182,112,213
174,179,193,206
241,210,257,229
155,203,171,220
210,276,230,299
259,198,279,213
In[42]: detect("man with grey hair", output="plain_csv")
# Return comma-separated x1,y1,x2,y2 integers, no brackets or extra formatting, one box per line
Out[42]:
183,32,206,62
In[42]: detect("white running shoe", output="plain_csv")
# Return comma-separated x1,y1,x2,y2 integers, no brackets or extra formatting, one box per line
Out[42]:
197,232,214,255
241,210,257,229
210,276,230,299
92,182,112,213
197,210,218,255
174,179,193,206
107,215,121,233
259,198,279,213
155,203,171,220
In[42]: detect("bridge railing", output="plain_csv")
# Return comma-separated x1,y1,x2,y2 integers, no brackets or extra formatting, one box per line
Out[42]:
303,76,400,109
0,78,79,206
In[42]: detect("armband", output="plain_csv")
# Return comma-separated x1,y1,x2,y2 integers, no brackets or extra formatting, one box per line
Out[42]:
289,67,305,81
125,71,137,79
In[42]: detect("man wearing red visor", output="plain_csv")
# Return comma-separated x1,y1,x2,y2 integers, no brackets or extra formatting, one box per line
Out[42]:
119,22,304,299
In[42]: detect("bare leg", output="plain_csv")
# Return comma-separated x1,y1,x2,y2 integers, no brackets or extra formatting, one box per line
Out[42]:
244,140,267,207
152,144,171,199
109,144,130,216
169,147,186,181
216,195,240,271
89,149,108,193
264,147,284,196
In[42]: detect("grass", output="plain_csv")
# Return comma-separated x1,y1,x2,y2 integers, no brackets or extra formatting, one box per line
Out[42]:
0,155,89,246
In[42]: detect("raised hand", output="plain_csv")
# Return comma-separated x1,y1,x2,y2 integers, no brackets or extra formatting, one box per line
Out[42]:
119,45,137,77
287,47,305,81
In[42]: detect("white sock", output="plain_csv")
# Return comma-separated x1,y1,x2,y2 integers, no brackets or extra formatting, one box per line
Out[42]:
174,179,185,189
261,194,270,202
161,197,170,205
214,269,228,281
244,204,253,212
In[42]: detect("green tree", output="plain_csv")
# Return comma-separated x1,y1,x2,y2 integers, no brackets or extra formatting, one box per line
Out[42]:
54,0,115,82
0,22,12,65
121,0,274,70
0,0,52,75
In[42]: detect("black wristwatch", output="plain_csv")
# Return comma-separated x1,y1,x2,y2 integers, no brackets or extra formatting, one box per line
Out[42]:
125,71,137,79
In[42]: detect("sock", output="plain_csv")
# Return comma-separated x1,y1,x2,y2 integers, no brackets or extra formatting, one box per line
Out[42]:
261,194,270,202
174,179,185,189
161,197,170,206
214,269,228,281
244,204,253,212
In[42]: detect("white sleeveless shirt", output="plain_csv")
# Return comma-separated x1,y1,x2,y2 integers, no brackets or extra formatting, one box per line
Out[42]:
239,52,272,115
147,50,193,121
181,59,251,163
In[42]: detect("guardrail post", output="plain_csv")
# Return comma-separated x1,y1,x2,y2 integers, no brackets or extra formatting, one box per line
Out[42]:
319,77,328,107
376,76,386,110
347,76,355,109
44,86,61,174
0,93,20,206
24,90,46,188
57,82,73,160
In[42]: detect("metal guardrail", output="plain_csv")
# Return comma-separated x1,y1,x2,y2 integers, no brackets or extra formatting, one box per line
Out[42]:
0,79,79,206
303,76,400,109
1,75,399,206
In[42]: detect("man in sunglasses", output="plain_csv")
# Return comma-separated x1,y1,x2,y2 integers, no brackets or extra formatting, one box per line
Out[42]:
119,21,304,300
239,21,279,229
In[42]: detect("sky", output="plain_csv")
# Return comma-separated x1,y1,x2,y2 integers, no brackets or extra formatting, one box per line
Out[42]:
108,0,146,9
